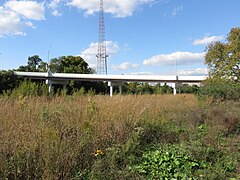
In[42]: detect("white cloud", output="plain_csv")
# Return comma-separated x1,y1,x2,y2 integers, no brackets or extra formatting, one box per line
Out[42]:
49,0,62,9
4,0,45,20
0,0,45,37
80,41,120,68
112,62,140,71
193,35,224,45
49,0,63,16
128,71,153,75
171,5,183,16
177,68,208,76
164,4,183,18
52,9,62,16
0,7,26,37
67,0,156,17
143,51,205,66
25,21,35,28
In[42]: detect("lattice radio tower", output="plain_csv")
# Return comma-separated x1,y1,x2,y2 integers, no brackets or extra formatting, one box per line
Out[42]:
96,0,108,74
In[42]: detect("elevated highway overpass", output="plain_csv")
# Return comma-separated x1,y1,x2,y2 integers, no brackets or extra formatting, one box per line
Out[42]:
14,71,207,96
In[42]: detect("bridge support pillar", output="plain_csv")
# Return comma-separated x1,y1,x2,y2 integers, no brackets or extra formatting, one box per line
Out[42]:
46,79,53,96
46,79,68,96
173,83,177,95
49,83,52,96
108,81,124,96
108,81,113,97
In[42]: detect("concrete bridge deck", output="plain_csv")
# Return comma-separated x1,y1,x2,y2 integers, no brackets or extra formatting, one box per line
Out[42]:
14,71,207,96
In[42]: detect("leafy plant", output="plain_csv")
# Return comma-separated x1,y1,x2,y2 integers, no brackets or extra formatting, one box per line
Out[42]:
198,78,240,101
10,80,49,97
131,144,199,179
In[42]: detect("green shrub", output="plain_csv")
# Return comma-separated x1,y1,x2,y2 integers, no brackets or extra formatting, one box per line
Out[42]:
131,144,199,179
11,80,49,97
0,70,20,94
72,87,86,96
198,78,240,101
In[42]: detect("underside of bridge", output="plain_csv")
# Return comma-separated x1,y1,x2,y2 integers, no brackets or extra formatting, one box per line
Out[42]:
14,71,207,96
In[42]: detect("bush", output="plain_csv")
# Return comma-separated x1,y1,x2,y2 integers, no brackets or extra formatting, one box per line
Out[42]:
10,80,49,97
131,144,199,179
0,70,19,94
198,78,240,101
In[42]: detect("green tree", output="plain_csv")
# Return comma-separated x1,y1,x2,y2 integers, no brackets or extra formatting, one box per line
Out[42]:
127,82,138,94
136,83,154,94
27,55,43,72
0,70,20,94
49,56,106,94
50,56,93,74
180,84,200,94
38,61,48,72
17,55,45,72
205,27,240,82
153,83,173,94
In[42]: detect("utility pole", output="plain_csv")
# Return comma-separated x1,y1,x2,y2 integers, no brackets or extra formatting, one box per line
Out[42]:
96,0,108,74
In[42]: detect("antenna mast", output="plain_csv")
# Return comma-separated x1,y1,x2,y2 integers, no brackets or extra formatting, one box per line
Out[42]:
96,0,108,74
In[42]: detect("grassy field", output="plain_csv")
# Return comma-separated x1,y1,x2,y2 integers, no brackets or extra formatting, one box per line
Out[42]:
0,94,239,179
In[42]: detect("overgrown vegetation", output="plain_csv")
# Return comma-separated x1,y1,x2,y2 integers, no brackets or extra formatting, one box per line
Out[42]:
198,78,240,101
0,94,239,179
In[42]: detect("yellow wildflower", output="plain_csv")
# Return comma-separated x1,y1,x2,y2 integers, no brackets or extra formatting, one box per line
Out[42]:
95,149,105,157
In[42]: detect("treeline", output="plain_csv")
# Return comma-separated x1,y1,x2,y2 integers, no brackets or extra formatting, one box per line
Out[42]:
0,55,105,95
118,82,199,95
0,54,200,96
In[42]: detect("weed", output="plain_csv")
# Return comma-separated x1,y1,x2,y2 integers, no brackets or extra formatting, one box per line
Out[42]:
131,144,199,179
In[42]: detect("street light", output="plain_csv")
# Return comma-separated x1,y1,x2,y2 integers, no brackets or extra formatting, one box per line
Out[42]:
48,46,51,64
175,48,178,76
47,46,51,71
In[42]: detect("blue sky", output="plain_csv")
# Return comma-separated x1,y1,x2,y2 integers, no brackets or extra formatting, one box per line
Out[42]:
0,0,240,75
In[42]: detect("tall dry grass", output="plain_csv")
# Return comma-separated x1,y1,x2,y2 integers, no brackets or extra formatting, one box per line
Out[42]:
0,94,239,179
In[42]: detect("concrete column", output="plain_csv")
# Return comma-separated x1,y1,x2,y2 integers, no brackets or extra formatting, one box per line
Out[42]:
108,81,113,97
172,83,177,95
